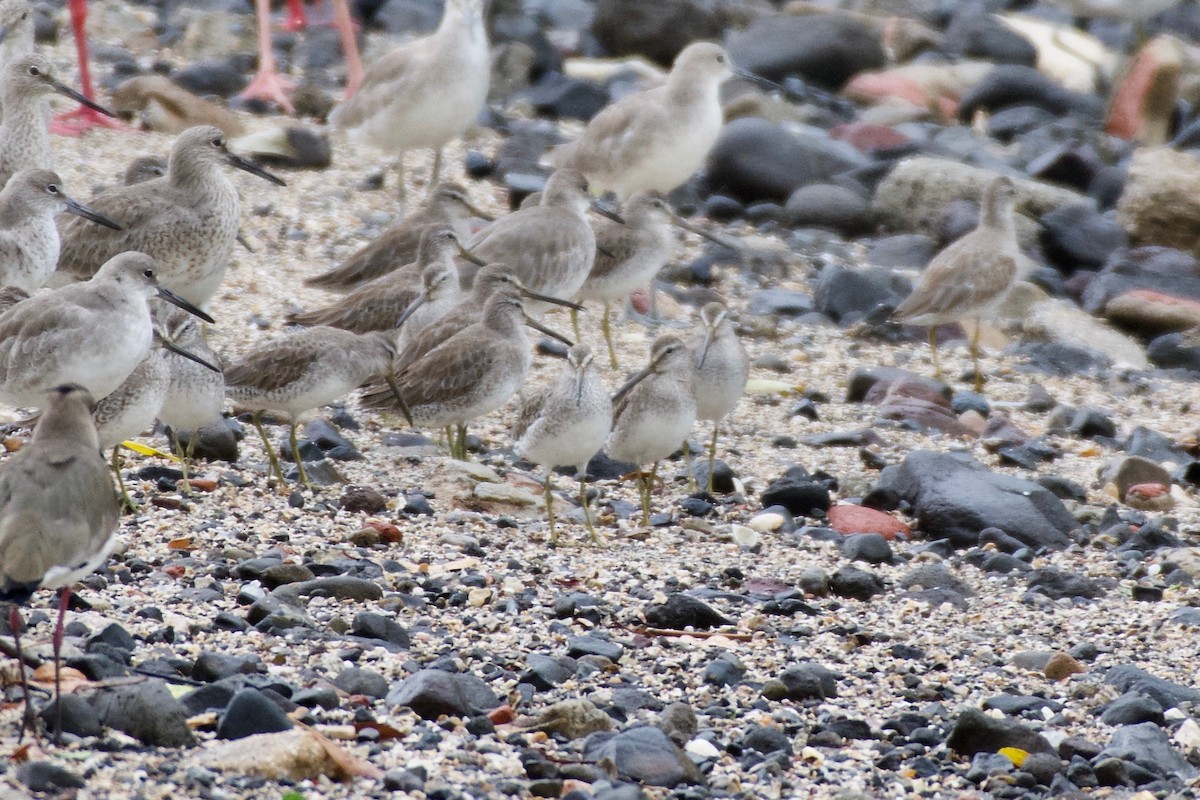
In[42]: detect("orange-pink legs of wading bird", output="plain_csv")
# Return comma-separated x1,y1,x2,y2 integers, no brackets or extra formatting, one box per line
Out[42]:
50,0,123,136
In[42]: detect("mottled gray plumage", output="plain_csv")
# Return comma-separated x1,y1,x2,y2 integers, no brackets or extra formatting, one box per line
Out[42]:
304,184,489,292
123,155,167,186
158,306,224,433
56,126,285,307
687,302,747,492
0,0,34,122
0,384,118,600
92,346,169,450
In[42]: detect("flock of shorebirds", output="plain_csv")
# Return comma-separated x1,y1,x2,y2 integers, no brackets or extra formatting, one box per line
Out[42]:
0,0,1033,741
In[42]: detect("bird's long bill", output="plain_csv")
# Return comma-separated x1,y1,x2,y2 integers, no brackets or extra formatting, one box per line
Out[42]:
157,287,216,324
672,214,737,250
520,287,584,311
523,313,573,346
574,364,585,407
612,364,654,406
160,337,222,373
462,199,495,222
385,374,415,427
457,243,487,267
0,22,12,45
698,328,715,369
51,79,116,117
225,152,288,186
589,200,625,225
733,67,783,93
64,198,122,230
393,292,429,328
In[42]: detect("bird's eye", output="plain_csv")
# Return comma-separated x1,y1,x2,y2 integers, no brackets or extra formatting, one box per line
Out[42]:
716,54,725,64
20,12,27,19
143,269,154,279
27,66,38,76
211,137,224,148
46,184,58,194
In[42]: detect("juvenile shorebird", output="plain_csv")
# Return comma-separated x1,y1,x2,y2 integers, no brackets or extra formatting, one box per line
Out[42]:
0,53,115,186
0,169,121,292
304,184,493,292
462,170,613,313
157,307,225,491
55,126,286,307
687,302,748,493
552,42,735,200
330,0,489,201
607,335,698,527
224,327,408,488
288,226,478,343
91,345,169,512
891,176,1020,391
513,344,612,545
0,252,214,409
0,384,118,741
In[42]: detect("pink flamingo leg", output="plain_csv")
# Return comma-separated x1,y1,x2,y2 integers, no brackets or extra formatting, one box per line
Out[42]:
239,0,297,114
50,0,122,136
333,0,363,99
284,0,309,32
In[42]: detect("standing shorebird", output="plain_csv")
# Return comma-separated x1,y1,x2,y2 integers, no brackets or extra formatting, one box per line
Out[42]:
304,184,493,292
0,384,118,741
91,345,169,512
224,328,409,488
0,53,115,186
366,283,555,460
0,169,121,292
330,0,489,201
0,252,214,408
891,176,1021,391
0,0,34,120
287,225,479,343
551,42,735,200
462,170,613,313
513,344,612,545
157,307,225,491
54,126,286,307
608,335,698,527
687,302,748,493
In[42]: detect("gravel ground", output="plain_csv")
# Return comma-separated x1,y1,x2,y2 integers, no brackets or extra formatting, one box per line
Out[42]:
0,27,1199,800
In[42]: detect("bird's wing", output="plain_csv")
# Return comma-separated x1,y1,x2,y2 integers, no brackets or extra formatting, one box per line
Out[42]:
393,328,502,408
0,294,92,380
224,337,324,396
893,240,1018,322
588,220,644,281
512,385,550,442
557,90,670,174
330,41,436,129
288,275,419,333
305,229,424,290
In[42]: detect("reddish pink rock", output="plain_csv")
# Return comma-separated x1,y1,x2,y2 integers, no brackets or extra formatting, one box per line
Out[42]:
1105,289,1200,334
1106,37,1181,145
830,122,910,154
843,71,959,122
828,505,910,541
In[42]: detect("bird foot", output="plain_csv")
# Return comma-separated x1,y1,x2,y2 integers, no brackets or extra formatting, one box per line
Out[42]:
51,106,123,137
239,69,297,115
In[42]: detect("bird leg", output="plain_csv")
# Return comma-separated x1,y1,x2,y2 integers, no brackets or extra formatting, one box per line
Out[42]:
284,0,308,31
172,429,193,496
454,423,469,461
430,149,444,191
707,421,720,494
601,302,619,370
396,153,408,206
51,0,123,136
251,412,287,486
970,320,984,393
111,447,137,513
580,475,603,546
51,588,70,745
544,472,557,546
241,0,298,114
289,422,311,489
333,0,364,99
683,439,698,493
570,307,581,344
927,327,943,381
8,608,37,745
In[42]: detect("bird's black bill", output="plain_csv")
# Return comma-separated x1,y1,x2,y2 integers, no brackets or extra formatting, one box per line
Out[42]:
524,314,573,346
612,365,654,407
457,244,487,267
732,67,783,93
596,244,618,259
385,374,415,427
672,214,738,250
226,152,287,186
393,293,428,328
520,287,584,311
64,198,122,231
160,337,221,373
157,287,215,324
51,80,116,118
589,200,625,224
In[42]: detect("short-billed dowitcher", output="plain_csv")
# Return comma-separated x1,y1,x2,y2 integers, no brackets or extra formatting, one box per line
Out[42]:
55,126,286,307
288,225,478,341
513,344,612,545
687,301,748,493
91,343,169,512
304,184,492,292
0,384,118,742
330,0,489,200
0,169,120,292
0,53,115,185
0,252,214,408
607,335,698,526
157,306,225,491
224,327,408,488
552,42,734,200
891,176,1020,391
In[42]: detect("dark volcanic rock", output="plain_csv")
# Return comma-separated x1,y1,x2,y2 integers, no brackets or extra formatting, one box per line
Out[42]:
591,0,726,66
728,14,884,89
89,679,196,747
644,593,731,630
582,725,704,786
387,669,501,719
947,708,1055,757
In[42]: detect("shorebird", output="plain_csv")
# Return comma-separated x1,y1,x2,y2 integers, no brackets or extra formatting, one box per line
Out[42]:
224,327,409,488
0,0,34,120
0,252,214,408
687,302,748,493
513,344,612,545
891,176,1020,392
91,344,169,512
0,53,115,186
551,42,735,200
365,282,558,460
608,335,698,527
55,126,286,307
287,225,479,343
304,183,493,292
0,169,121,292
122,155,166,185
157,306,225,492
0,384,118,742
330,0,489,201
462,170,616,313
